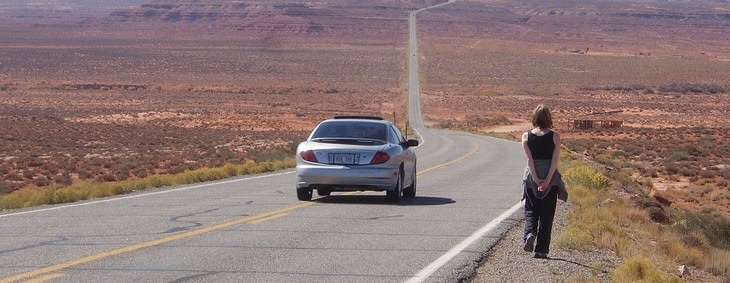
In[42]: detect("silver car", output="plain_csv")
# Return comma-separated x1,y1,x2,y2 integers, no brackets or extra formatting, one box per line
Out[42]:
295,116,418,202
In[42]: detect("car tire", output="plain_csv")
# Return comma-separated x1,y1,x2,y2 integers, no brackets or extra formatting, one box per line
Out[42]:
317,188,332,196
387,169,403,203
403,169,416,198
297,188,313,201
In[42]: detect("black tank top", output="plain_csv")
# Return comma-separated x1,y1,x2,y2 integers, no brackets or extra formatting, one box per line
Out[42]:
527,131,555,160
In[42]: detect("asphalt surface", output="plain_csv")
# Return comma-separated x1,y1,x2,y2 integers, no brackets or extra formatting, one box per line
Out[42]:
0,1,527,282
0,130,524,283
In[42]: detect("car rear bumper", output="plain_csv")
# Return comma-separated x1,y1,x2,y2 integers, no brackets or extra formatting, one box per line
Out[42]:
296,163,399,191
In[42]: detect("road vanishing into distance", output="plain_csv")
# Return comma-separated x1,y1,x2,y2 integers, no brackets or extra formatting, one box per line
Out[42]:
0,1,526,282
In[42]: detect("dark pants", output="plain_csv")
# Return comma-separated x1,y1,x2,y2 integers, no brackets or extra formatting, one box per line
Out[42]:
524,186,558,254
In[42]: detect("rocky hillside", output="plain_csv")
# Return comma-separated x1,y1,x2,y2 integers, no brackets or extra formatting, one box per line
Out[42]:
1,0,449,39
103,0,448,36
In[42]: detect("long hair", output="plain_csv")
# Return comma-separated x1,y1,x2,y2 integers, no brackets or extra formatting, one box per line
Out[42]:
531,104,553,129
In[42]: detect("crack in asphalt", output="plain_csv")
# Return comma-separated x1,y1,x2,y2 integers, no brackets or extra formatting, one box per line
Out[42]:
162,208,220,234
0,236,69,255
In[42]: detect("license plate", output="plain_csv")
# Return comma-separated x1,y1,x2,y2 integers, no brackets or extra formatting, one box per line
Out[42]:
332,153,356,165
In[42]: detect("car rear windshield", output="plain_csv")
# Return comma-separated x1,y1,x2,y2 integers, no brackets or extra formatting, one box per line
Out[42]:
310,121,387,144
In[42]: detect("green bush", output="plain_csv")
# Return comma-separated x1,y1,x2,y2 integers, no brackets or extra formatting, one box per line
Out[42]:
673,211,730,250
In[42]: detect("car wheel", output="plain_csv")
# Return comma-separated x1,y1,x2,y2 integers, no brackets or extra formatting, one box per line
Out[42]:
403,169,416,198
317,188,332,196
297,188,313,201
387,169,403,203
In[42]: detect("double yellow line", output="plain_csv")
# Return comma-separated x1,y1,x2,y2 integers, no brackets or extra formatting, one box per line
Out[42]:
1,141,479,283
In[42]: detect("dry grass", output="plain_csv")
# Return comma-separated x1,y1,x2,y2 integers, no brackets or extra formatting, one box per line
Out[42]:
611,257,680,283
708,249,730,278
0,158,294,210
554,152,730,281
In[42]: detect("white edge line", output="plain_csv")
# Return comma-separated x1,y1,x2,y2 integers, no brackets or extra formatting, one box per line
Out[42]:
412,127,426,147
0,171,294,218
405,200,523,283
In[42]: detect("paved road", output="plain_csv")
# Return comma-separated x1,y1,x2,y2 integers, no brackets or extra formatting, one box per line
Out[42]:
0,1,526,282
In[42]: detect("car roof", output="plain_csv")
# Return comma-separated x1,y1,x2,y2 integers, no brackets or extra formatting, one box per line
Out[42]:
323,116,392,124
333,116,384,120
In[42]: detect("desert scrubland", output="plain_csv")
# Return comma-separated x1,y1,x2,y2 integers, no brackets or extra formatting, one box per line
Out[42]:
416,0,730,216
0,0,431,195
415,1,730,280
0,0,729,280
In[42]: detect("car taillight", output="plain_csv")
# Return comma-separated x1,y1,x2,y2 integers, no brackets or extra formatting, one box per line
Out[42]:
370,151,390,164
300,150,318,162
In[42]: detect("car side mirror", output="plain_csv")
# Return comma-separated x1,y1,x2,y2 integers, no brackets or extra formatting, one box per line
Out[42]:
406,139,419,147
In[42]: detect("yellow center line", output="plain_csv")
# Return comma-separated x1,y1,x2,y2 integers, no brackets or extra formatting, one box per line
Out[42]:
247,212,289,224
417,141,479,176
0,202,315,283
1,140,480,283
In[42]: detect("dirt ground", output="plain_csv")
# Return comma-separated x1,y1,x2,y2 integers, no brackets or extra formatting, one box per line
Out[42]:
1,0,728,216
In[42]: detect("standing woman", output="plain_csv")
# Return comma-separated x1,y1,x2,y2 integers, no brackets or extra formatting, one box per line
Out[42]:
522,104,565,259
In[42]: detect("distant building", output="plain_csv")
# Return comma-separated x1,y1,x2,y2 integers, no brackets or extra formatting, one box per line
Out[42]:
572,119,623,129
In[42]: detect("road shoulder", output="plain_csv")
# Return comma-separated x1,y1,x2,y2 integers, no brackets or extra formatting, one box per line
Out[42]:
469,201,620,282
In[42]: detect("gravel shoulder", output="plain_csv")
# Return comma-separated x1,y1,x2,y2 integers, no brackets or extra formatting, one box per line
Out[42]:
469,201,620,282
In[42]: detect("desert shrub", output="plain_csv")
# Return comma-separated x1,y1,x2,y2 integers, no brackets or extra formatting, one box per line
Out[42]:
606,170,634,187
77,169,92,179
611,257,679,283
680,144,704,157
564,139,592,153
599,84,652,92
251,146,295,162
32,176,50,187
0,181,17,194
54,174,73,186
672,211,730,250
678,167,697,177
95,174,116,182
719,178,729,187
658,231,707,267
53,183,92,203
670,151,690,161
722,169,730,179
132,168,149,178
664,162,680,174
6,173,23,181
168,164,190,175
707,249,730,277
555,223,594,251
658,83,728,94
222,164,238,177
699,169,717,179
623,144,643,156
640,167,658,178
564,162,610,190
215,147,236,159
594,154,620,168
114,171,130,181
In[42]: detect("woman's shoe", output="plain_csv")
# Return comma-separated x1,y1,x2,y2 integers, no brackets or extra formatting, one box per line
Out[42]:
534,252,548,259
523,233,535,252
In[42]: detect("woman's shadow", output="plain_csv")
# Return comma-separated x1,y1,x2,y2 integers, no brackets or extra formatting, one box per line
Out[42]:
543,256,610,275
